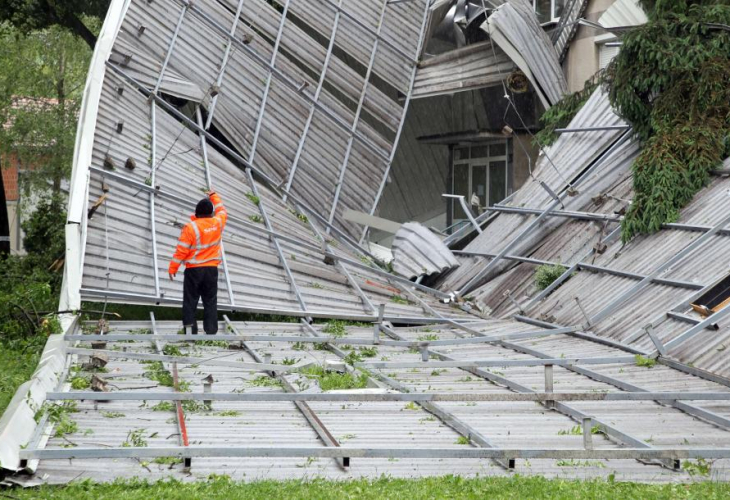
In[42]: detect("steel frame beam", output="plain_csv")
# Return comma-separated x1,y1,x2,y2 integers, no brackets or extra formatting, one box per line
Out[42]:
49,391,730,403
356,356,637,369
195,108,235,306
223,316,349,470
360,0,431,243
248,0,291,163
282,0,343,203
204,0,247,130
20,446,730,461
327,1,388,226
66,347,304,372
65,326,571,347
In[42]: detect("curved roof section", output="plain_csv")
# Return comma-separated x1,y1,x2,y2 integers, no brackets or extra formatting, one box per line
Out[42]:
61,0,475,323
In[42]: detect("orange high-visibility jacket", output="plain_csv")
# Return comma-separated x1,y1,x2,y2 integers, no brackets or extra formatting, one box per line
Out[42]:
168,192,227,275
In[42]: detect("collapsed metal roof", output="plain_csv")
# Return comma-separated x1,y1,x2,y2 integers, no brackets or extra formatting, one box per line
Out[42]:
5,0,730,486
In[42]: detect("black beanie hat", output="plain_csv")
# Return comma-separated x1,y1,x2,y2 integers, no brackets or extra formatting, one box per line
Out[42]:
195,198,214,217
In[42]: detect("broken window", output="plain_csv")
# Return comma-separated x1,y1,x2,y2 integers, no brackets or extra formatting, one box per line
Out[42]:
691,274,730,316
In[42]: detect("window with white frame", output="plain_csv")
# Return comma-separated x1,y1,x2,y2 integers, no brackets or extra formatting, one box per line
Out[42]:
451,141,511,223
533,0,565,24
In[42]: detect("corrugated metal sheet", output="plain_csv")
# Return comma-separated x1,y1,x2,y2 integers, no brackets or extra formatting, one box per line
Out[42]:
412,41,515,99
552,0,589,61
597,0,648,30
391,222,459,279
486,0,567,108
22,319,730,483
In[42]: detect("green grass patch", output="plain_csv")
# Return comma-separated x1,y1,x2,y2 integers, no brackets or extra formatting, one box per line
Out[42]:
162,344,183,357
70,375,91,390
0,338,44,414
5,475,730,499
321,320,347,338
143,361,174,387
635,355,657,369
299,366,368,391
390,295,410,305
245,192,260,205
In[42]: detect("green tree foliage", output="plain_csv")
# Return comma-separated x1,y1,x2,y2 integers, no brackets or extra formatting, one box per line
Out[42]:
0,0,108,48
0,23,93,197
533,79,599,147
604,2,730,241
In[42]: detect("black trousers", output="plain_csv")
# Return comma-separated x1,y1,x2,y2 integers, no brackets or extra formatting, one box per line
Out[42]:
182,267,219,335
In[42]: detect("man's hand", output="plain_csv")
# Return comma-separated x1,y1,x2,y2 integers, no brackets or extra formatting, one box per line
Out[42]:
169,273,176,281
205,188,216,198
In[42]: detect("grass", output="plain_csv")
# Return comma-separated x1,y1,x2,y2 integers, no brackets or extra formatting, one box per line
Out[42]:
8,476,730,499
299,365,368,391
321,320,347,338
0,337,44,414
635,355,657,369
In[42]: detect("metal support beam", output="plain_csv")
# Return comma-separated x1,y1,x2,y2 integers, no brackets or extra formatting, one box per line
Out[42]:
204,0,247,130
196,108,235,306
357,356,636,369
248,0,291,163
556,125,630,133
283,0,342,202
223,316,349,470
443,195,482,234
20,446,730,461
328,1,389,226
360,0,431,243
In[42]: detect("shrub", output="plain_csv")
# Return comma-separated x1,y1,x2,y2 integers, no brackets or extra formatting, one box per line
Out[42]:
534,264,567,291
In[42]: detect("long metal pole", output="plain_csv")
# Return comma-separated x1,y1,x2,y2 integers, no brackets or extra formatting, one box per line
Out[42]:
360,0,431,244
282,0,343,203
327,1,388,226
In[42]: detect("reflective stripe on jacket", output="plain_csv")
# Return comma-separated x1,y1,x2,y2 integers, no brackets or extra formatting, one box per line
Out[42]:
168,192,227,274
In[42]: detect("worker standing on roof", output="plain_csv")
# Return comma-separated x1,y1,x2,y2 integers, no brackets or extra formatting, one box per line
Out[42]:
168,190,227,335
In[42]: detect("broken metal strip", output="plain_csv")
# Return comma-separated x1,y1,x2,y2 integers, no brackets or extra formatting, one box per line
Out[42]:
555,125,630,133
204,0,247,130
65,347,302,372
50,391,730,403
65,328,573,346
148,104,161,297
488,205,620,222
442,195,483,234
589,210,730,326
327,0,389,226
18,446,730,461
360,0,432,244
223,316,348,470
282,0,343,203
185,1,390,162
196,108,235,306
457,130,633,297
380,325,677,470
245,168,308,313
356,356,637,369
248,0,291,164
